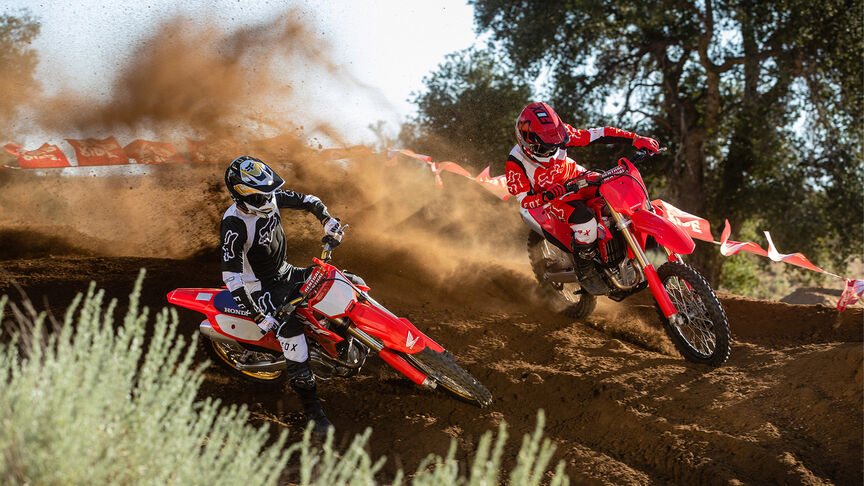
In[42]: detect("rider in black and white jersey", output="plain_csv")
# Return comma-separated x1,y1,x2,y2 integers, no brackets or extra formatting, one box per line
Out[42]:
220,155,342,434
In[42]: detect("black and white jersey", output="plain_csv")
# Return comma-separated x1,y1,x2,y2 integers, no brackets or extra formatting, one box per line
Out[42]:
220,189,330,317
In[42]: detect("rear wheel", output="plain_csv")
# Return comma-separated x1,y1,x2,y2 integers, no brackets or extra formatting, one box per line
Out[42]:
404,348,492,408
656,262,731,367
527,230,597,318
204,338,286,383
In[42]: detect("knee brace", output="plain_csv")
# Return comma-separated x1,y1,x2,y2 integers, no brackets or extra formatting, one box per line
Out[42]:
277,334,308,363
571,220,598,245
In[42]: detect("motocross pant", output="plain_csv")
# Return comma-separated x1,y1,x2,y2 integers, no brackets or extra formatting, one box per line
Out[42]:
250,264,315,379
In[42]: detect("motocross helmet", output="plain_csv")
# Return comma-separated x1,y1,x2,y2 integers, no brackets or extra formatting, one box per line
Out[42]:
225,155,284,217
515,102,570,164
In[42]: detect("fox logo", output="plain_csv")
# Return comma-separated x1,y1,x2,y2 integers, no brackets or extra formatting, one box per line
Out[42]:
222,230,238,262
536,162,565,186
548,205,567,222
257,292,276,314
258,216,278,245
506,168,528,194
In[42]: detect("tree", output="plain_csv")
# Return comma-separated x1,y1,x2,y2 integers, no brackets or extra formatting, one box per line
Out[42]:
399,47,533,174
0,10,40,142
468,0,863,283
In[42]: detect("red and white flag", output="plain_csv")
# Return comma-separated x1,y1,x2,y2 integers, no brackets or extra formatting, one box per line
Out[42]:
719,220,769,257
764,231,826,273
4,142,71,168
475,166,511,200
652,199,713,242
66,137,129,166
837,279,864,311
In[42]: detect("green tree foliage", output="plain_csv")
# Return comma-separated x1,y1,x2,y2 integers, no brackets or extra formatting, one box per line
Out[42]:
462,0,863,283
399,47,533,173
0,10,40,141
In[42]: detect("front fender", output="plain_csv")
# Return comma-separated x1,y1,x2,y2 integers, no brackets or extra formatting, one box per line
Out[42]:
348,301,444,354
630,209,695,254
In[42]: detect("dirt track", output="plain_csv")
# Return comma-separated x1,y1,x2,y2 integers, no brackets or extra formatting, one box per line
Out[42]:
1,160,862,485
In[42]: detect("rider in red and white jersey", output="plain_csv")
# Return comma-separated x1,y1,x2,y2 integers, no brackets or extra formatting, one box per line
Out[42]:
506,102,659,282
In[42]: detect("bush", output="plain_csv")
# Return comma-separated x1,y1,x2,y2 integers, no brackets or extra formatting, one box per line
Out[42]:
0,271,569,485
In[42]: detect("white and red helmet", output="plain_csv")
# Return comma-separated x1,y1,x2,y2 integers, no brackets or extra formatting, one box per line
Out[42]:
515,102,570,164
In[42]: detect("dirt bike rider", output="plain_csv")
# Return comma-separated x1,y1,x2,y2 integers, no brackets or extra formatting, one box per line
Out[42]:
506,102,659,292
220,155,342,435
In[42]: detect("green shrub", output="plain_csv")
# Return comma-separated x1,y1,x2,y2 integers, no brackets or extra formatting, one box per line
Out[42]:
0,271,569,485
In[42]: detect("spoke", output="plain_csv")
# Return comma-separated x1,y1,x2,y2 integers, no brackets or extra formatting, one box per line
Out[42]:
666,276,717,356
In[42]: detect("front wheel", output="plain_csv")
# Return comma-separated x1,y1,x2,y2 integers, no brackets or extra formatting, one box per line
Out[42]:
527,230,597,319
657,262,731,367
404,348,493,408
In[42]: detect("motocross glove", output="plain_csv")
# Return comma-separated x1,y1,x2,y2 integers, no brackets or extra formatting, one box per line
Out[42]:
566,178,590,192
257,315,280,334
541,184,566,202
323,217,342,238
632,135,659,154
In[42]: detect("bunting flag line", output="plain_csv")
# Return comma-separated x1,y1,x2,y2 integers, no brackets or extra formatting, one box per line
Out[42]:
837,279,864,311
3,136,860,310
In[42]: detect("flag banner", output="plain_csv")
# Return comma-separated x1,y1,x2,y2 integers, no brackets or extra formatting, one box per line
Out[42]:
837,279,864,311
652,199,714,242
436,161,473,178
4,142,71,168
186,137,240,164
66,137,129,166
763,231,826,273
475,166,511,200
719,220,769,257
124,140,187,164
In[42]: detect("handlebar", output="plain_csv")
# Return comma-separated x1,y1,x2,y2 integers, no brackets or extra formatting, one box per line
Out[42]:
562,147,666,193
320,222,348,262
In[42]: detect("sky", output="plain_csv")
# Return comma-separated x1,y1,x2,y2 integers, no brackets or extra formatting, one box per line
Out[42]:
1,0,480,145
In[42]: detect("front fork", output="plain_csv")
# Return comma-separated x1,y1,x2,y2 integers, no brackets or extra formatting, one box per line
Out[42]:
608,207,679,319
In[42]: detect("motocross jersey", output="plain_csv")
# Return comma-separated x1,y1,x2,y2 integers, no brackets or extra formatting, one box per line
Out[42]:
505,125,639,209
220,190,330,319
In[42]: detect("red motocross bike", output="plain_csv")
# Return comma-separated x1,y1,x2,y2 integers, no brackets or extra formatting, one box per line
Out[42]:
524,149,731,366
167,231,492,407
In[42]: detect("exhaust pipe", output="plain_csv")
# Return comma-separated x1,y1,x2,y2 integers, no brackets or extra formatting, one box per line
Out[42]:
199,321,287,372
199,321,238,345
236,359,287,372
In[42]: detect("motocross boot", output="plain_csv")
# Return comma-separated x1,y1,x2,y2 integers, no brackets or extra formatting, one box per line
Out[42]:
288,361,334,436
572,241,607,295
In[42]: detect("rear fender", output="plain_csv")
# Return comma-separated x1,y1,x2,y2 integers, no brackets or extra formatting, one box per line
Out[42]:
166,288,223,313
167,288,281,352
629,210,695,255
348,301,444,354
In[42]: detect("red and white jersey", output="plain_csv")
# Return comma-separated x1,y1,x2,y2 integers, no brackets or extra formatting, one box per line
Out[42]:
505,124,637,209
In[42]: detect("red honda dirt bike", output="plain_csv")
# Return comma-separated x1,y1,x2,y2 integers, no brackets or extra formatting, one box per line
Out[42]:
167,231,492,407
523,149,731,366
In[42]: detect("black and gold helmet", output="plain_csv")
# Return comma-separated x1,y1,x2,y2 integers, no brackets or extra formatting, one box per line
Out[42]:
224,155,284,217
